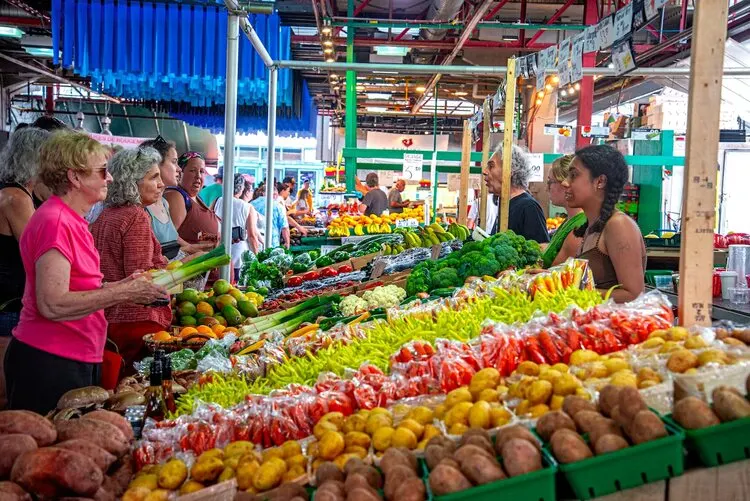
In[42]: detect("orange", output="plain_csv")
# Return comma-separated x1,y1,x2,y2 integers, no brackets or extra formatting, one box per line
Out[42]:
152,331,172,342
179,326,198,338
212,324,226,336
196,301,214,316
196,325,214,336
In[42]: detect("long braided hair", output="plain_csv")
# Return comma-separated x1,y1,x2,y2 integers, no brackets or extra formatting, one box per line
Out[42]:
572,145,628,238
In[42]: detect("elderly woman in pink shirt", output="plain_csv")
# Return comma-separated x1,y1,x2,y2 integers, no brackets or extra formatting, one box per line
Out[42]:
4,132,167,414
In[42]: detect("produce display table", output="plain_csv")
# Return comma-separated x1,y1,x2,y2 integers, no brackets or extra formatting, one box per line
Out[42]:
646,248,728,269
649,287,750,323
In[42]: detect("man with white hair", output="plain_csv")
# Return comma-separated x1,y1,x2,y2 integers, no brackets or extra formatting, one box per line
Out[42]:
483,144,549,243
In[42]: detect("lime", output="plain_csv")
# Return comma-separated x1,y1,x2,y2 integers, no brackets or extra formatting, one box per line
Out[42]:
177,288,200,304
180,315,197,326
177,301,197,317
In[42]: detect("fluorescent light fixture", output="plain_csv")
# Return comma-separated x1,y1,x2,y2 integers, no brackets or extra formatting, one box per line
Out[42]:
367,92,392,100
373,70,398,74
416,86,426,93
374,46,409,57
23,47,56,58
453,91,468,96
366,106,387,112
502,34,518,41
0,26,24,38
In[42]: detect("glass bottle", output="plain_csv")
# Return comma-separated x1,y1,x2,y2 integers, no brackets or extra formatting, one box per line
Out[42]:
144,359,166,421
161,357,176,415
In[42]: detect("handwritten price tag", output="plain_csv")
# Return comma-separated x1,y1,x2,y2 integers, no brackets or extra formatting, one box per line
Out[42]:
614,3,634,41
395,218,419,228
597,15,615,50
557,40,571,86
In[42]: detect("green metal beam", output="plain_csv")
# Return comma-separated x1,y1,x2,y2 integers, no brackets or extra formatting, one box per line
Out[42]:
329,20,588,31
344,0,357,192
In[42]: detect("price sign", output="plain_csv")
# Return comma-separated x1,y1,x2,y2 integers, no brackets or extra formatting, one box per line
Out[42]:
631,128,661,140
581,125,610,138
395,218,419,228
596,15,615,50
583,25,598,53
632,0,646,30
526,53,538,78
544,124,574,137
536,47,557,90
614,3,633,41
402,153,423,181
557,40,571,86
644,0,668,20
612,38,637,76
518,56,529,79
527,153,544,183
570,33,585,83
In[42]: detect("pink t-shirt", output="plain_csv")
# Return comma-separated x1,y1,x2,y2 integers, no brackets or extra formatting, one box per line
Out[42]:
14,195,107,363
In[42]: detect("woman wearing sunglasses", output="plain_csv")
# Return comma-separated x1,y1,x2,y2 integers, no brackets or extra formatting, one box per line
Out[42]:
90,147,173,370
4,132,167,414
540,155,586,268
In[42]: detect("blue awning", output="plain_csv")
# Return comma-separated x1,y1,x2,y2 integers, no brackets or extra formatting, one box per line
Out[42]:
52,1,295,110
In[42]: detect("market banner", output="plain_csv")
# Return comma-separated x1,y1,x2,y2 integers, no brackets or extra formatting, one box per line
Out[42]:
88,133,151,148
365,131,450,151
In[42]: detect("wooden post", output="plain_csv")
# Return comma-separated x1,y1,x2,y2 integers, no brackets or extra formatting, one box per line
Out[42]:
678,0,728,326
478,98,491,230
499,57,518,232
458,119,472,225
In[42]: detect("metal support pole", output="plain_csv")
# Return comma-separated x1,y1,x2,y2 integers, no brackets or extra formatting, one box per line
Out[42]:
264,67,278,249
431,84,438,223
220,13,240,280
576,0,599,149
344,0,357,192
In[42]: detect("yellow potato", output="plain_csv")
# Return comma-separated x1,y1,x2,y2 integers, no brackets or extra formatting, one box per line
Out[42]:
477,388,500,403
333,453,361,470
284,466,306,482
179,481,204,495
604,358,630,375
261,448,285,462
445,387,473,409
224,456,240,470
638,380,660,389
697,350,730,366
575,388,592,400
157,459,188,490
318,431,346,460
529,404,550,418
639,337,666,349
468,401,492,429
372,426,395,451
345,445,369,459
369,407,391,417
526,380,553,405
515,399,531,416
397,419,424,439
553,373,581,396
684,335,708,350
218,467,235,482
128,474,158,491
549,395,565,411
637,367,662,385
406,406,435,425
320,411,345,430
143,489,169,501
342,413,367,434
667,326,689,341
285,454,307,470
314,420,339,439
444,401,473,427
649,329,668,339
280,440,302,459
583,362,608,379
609,370,638,387
489,407,512,428
666,350,699,373
197,448,224,462
224,441,255,458
659,341,682,354
252,457,286,491
391,427,418,449
191,456,224,483
516,361,540,376
497,384,509,396
449,423,469,435
469,368,501,396
539,369,563,383
423,424,441,441
551,363,570,373
345,431,372,449
365,413,393,435
434,404,447,420
570,349,599,366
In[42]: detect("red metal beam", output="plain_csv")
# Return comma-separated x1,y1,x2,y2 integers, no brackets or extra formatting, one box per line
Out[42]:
394,28,410,41
0,16,43,27
482,0,512,21
519,0,528,47
525,0,577,48
680,0,689,31
576,0,599,150
353,0,373,18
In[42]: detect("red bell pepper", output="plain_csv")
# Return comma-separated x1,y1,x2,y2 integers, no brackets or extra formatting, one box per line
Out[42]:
319,267,338,277
287,276,304,287
302,270,320,281
337,264,353,274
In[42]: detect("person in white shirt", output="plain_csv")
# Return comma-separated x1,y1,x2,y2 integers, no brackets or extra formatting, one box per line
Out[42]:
277,182,308,237
214,174,262,278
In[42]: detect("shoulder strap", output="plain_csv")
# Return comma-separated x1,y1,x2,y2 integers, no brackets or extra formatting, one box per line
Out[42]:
0,182,32,199
165,186,192,211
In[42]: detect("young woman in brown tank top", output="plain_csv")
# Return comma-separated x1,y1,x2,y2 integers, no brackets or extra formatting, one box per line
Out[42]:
561,145,646,303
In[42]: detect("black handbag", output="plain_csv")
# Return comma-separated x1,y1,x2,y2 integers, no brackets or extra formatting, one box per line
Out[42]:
160,240,181,259
231,226,247,244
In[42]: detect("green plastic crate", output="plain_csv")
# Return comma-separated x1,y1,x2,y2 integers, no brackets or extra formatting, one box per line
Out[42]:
550,421,684,500
664,414,750,467
421,448,557,501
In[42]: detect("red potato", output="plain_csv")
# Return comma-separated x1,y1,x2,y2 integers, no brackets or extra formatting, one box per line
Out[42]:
0,411,56,446
501,438,543,477
0,434,37,479
10,448,103,498
55,419,128,457
82,411,134,442
0,481,31,501
56,440,116,473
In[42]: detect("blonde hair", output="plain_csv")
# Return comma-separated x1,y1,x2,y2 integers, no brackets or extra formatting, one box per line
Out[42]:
39,132,108,196
550,154,575,183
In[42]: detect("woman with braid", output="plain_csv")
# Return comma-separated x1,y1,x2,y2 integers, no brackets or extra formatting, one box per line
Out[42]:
563,145,646,303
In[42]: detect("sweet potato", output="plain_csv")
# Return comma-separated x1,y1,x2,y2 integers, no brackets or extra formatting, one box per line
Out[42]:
429,464,472,496
457,435,494,456
0,435,37,479
593,434,629,455
454,444,495,468
550,429,592,464
425,444,452,471
501,438,542,477
10,447,103,498
348,466,382,490
315,462,344,486
0,411,56,446
102,459,132,497
673,397,720,429
597,385,622,417
460,454,506,485
535,411,576,442
56,420,128,458
0,481,31,501
617,387,647,423
55,440,116,474
379,448,416,476
494,425,540,455
573,410,604,434
563,395,597,418
383,464,416,500
627,410,667,445
458,428,491,447
82,410,133,442
712,388,750,422
392,476,426,501
588,417,624,447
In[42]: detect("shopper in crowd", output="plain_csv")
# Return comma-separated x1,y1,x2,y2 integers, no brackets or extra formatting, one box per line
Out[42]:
251,182,290,249
565,145,645,303
278,182,308,236
282,176,297,207
484,144,549,244
467,189,480,229
541,155,586,268
290,188,312,218
240,177,255,203
28,116,68,206
388,179,410,214
297,179,314,212
5,132,167,413
214,174,262,278
360,173,388,216
199,167,223,208
165,152,220,245
90,147,172,370
0,127,51,409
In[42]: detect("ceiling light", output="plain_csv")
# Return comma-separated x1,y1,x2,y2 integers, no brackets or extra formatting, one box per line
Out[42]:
0,26,24,38
366,106,388,112
568,86,576,94
416,86,426,93
560,89,568,97
323,47,333,54
545,84,553,91
367,92,392,100
535,98,542,106
608,62,615,69
574,82,580,91
551,75,560,84
323,39,333,47
453,91,468,97
502,34,519,41
374,46,409,56
330,74,339,80
321,25,332,35
356,85,365,91
537,91,545,99
325,56,335,63
23,47,57,58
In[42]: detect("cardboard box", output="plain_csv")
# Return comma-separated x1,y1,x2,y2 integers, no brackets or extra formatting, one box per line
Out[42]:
351,251,382,270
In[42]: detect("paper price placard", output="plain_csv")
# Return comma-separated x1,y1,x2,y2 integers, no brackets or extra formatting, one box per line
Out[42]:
402,153,423,181
395,218,419,228
612,39,637,76
614,3,634,41
557,40,572,86
644,0,668,20
583,25,598,53
570,33,585,83
597,15,615,50
527,153,544,183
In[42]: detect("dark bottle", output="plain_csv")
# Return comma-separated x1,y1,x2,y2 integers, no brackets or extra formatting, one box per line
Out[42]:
144,359,166,421
162,357,176,414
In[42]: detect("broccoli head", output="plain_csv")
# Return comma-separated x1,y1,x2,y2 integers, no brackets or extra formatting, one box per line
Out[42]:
406,266,432,296
430,268,462,289
458,251,501,279
492,244,521,271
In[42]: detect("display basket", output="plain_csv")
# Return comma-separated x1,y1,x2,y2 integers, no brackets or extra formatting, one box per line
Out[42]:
548,420,684,500
143,329,212,353
420,448,557,501
176,479,236,501
663,414,750,467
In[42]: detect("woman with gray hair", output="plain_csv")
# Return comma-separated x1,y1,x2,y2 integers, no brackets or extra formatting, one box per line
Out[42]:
483,143,549,243
90,147,172,369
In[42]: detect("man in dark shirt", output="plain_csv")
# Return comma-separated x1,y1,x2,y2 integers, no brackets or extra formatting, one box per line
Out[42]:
484,145,550,244
359,173,388,216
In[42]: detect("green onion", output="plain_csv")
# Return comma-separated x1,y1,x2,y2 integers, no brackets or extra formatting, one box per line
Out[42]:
151,245,231,289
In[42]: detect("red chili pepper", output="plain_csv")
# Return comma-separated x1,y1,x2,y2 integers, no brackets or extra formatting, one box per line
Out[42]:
525,337,547,365
302,271,320,281
538,331,562,364
287,276,304,287
337,264,353,274
319,267,338,277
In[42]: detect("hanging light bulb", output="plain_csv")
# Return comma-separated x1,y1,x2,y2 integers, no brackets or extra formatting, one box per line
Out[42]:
536,90,544,99
551,75,560,84
324,47,334,54
321,22,332,35
323,39,333,47
325,56,335,63
560,89,568,97
535,98,543,106
545,84,553,91
568,85,576,95
574,82,581,91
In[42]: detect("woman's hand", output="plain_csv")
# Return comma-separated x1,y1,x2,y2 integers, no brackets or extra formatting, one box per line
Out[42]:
125,276,169,305
181,251,206,264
